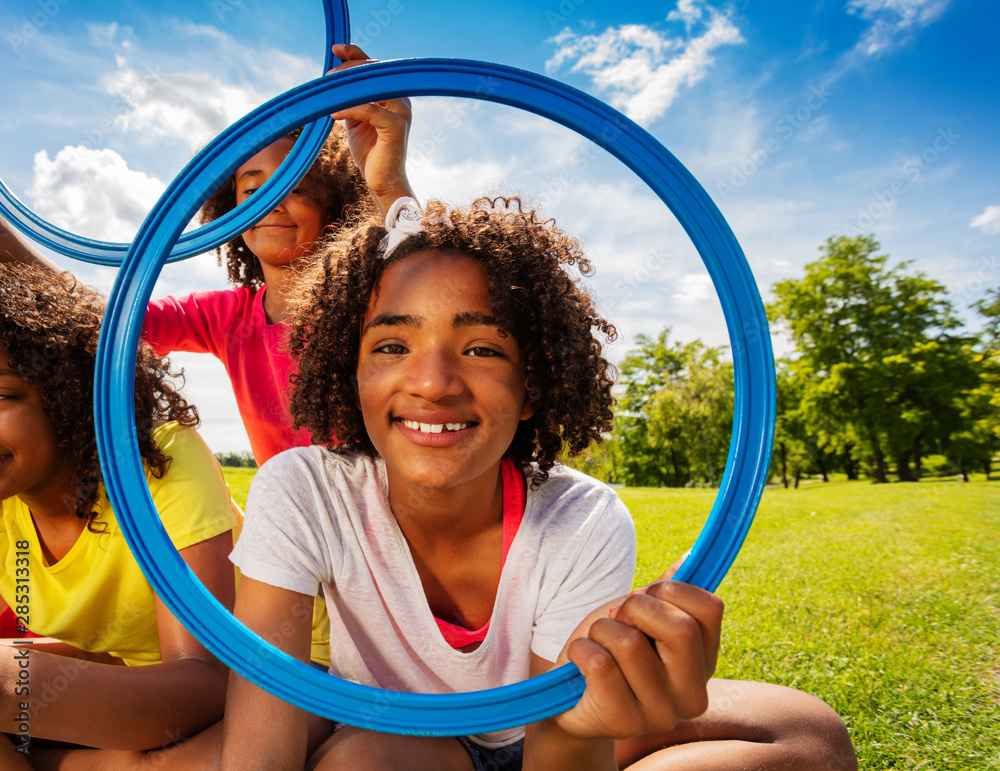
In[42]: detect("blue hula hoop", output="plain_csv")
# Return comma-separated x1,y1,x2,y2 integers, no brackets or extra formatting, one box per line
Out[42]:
95,58,776,735
0,0,348,265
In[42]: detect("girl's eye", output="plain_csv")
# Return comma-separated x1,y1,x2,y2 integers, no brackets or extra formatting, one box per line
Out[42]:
241,187,258,197
375,343,407,355
466,346,501,358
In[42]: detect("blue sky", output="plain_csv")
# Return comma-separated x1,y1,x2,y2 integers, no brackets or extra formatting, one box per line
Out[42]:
2,0,997,453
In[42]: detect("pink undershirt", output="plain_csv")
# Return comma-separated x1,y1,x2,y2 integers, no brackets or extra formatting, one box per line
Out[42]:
433,459,524,648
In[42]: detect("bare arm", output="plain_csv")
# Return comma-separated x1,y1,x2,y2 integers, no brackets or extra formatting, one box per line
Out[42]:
0,213,62,272
221,576,316,771
0,530,235,750
326,43,416,215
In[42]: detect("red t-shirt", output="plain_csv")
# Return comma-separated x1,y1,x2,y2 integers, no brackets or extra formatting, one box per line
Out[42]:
143,287,311,466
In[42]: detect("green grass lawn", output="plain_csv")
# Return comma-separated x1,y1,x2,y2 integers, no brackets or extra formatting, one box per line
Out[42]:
625,478,1000,769
224,468,999,768
223,466,256,508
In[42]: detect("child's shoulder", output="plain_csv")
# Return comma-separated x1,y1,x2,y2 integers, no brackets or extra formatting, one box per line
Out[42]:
532,462,621,498
149,420,211,458
528,463,629,523
144,421,232,489
253,447,379,496
0,493,27,521
522,464,635,568
259,445,370,472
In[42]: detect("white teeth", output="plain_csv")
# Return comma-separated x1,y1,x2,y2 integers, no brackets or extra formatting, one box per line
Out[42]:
401,420,470,433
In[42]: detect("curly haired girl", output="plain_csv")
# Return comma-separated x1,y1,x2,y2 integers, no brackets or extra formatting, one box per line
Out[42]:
0,264,238,768
222,196,714,770
224,196,855,771
198,125,371,292
286,196,618,480
140,43,414,468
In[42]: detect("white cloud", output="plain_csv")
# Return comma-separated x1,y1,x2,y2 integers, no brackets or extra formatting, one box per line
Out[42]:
408,156,510,203
846,0,951,56
667,0,705,29
406,98,517,200
27,145,166,242
672,273,714,303
169,22,319,93
684,100,768,181
970,205,1000,235
546,5,744,126
50,20,320,153
97,20,318,152
719,195,816,239
106,65,262,151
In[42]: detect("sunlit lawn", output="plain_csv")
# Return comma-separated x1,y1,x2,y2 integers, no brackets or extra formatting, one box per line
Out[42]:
223,466,256,509
625,477,1000,769
225,468,1000,768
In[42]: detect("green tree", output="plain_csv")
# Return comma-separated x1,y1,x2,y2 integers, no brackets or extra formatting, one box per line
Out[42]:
214,450,258,468
611,329,733,487
966,288,1000,469
771,360,813,488
648,342,733,487
884,337,981,478
558,439,617,483
611,329,688,486
975,287,1000,345
771,357,853,487
769,235,970,482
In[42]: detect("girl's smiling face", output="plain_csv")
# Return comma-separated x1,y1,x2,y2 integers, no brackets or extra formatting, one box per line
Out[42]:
0,345,71,507
356,249,535,496
234,136,327,270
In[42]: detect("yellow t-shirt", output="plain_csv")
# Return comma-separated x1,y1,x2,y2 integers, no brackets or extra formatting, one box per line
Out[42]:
0,422,239,666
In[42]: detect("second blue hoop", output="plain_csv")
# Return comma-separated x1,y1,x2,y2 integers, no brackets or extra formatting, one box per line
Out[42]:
0,0,349,265
95,58,776,735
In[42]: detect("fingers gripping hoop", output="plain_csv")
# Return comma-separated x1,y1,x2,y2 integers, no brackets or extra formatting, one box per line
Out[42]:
95,59,776,735
0,0,348,265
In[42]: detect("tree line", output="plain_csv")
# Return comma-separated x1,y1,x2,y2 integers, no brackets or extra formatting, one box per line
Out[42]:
214,450,257,468
568,235,1000,487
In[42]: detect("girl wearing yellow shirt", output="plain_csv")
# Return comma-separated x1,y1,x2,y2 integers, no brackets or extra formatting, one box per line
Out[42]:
0,264,238,769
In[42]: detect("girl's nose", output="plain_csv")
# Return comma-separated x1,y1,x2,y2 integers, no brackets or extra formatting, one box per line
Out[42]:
405,350,464,401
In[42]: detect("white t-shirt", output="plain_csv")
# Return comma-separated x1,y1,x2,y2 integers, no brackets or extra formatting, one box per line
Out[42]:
231,447,636,747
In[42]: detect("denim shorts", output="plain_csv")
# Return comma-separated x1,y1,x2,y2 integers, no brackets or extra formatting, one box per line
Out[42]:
456,737,524,771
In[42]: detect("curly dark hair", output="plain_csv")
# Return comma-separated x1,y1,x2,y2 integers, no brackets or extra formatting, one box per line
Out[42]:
0,264,199,530
286,196,618,484
199,124,377,289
